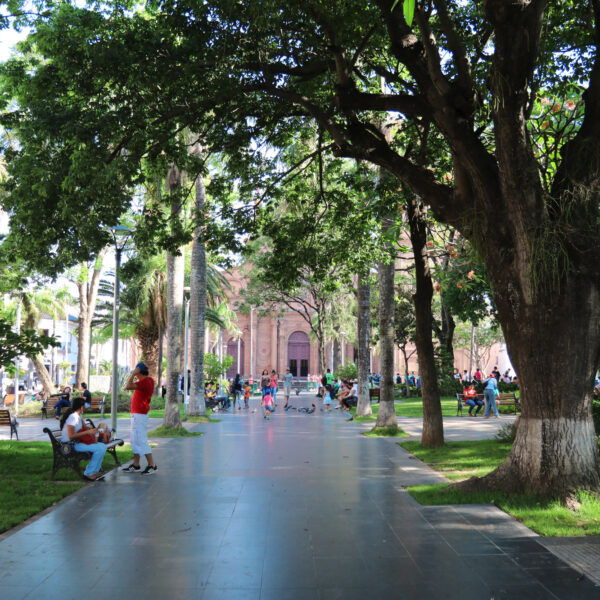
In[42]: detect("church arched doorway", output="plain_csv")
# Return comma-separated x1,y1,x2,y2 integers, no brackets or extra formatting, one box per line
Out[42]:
288,331,310,377
226,337,245,378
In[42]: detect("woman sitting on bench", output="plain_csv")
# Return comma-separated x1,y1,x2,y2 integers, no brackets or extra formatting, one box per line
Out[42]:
60,397,107,481
463,383,483,417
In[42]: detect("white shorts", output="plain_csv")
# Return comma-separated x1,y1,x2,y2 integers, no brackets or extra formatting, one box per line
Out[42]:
130,413,152,456
284,386,291,398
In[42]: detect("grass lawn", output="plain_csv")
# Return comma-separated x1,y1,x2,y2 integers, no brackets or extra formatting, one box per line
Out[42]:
362,426,409,437
0,441,133,534
148,426,204,437
399,439,600,537
349,396,458,421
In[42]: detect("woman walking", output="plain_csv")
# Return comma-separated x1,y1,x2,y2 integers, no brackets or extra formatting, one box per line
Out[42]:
483,374,500,418
260,370,270,397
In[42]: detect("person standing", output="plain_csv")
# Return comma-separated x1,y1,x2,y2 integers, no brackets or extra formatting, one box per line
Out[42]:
260,370,270,398
270,370,279,406
483,374,500,418
283,368,293,408
232,374,243,410
123,362,157,474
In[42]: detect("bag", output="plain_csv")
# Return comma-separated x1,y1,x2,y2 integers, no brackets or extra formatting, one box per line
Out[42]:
78,424,96,445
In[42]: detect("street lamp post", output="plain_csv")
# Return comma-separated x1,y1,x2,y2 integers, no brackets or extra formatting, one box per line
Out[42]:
14,298,22,418
110,225,131,437
183,287,190,411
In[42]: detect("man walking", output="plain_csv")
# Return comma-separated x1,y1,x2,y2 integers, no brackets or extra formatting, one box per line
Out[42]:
123,362,158,474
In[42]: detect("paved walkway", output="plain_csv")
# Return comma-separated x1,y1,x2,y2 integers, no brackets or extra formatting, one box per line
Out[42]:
1,395,599,599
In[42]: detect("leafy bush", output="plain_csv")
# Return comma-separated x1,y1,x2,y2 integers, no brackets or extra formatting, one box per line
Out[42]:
498,381,519,392
103,392,133,414
335,362,358,381
438,376,463,396
150,396,165,410
395,385,421,398
593,398,600,436
495,420,518,443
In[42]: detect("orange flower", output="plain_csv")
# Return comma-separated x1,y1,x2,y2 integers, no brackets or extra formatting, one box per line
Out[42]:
426,241,434,248
565,99,576,110
434,283,442,292
467,270,475,280
540,97,551,105
541,120,550,129
552,103,561,112
456,281,464,289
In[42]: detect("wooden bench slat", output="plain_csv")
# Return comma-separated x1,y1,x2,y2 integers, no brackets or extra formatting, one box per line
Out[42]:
0,408,18,439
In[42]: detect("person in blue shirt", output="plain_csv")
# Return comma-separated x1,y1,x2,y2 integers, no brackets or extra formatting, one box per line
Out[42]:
483,375,500,418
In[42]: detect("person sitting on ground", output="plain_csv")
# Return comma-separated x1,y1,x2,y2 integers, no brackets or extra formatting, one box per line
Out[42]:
262,390,274,419
341,380,358,410
463,383,483,417
51,385,72,419
60,397,107,481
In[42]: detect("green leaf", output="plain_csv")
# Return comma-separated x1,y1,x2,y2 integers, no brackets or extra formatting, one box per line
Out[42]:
403,0,416,26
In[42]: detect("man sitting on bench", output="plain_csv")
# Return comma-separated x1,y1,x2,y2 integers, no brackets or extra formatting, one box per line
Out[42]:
340,380,358,411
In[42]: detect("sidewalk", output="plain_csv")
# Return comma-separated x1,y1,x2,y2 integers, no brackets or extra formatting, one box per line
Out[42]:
0,394,598,599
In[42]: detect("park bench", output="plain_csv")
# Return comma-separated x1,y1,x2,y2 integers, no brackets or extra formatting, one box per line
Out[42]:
87,396,106,416
2,394,24,408
41,397,58,420
42,421,124,480
0,409,18,439
456,393,485,416
369,387,381,402
496,392,520,414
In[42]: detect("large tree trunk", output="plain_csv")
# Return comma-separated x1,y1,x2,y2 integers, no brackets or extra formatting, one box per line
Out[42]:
155,326,164,397
332,336,340,373
163,168,184,428
188,170,208,417
32,355,56,396
456,268,600,497
356,274,372,417
75,250,105,387
406,195,444,447
437,297,456,377
376,252,397,428
135,325,159,384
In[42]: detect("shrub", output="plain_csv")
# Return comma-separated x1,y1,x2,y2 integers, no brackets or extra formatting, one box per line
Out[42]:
103,392,133,414
438,375,463,396
498,381,519,393
495,420,518,443
593,398,600,436
149,396,165,410
335,362,358,381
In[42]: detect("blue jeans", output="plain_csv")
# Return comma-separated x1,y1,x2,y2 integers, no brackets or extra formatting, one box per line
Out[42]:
484,389,499,417
271,387,277,405
73,442,107,476
53,398,70,416
262,386,270,397
466,399,483,415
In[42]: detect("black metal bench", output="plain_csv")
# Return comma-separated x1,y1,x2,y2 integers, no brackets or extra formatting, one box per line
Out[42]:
369,387,381,402
42,423,124,480
496,392,520,414
0,409,18,439
456,393,485,416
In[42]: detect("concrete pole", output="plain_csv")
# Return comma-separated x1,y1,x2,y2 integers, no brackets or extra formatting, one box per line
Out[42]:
110,247,122,437
250,307,254,379
183,297,190,409
14,298,22,417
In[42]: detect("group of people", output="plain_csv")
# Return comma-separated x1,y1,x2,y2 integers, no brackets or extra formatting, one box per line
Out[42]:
454,366,517,385
461,377,505,418
59,362,157,481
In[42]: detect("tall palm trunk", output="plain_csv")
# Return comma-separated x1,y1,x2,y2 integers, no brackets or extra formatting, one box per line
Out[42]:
189,170,208,416
355,274,372,417
375,236,397,429
163,168,184,428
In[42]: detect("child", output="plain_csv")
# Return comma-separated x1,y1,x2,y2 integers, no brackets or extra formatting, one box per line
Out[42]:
262,390,274,419
323,384,333,412
244,382,251,409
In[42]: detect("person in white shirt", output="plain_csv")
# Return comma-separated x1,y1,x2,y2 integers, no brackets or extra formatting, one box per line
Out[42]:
340,381,358,411
60,397,107,481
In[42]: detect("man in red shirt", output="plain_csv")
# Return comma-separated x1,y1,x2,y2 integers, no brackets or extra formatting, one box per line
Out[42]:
122,362,157,474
